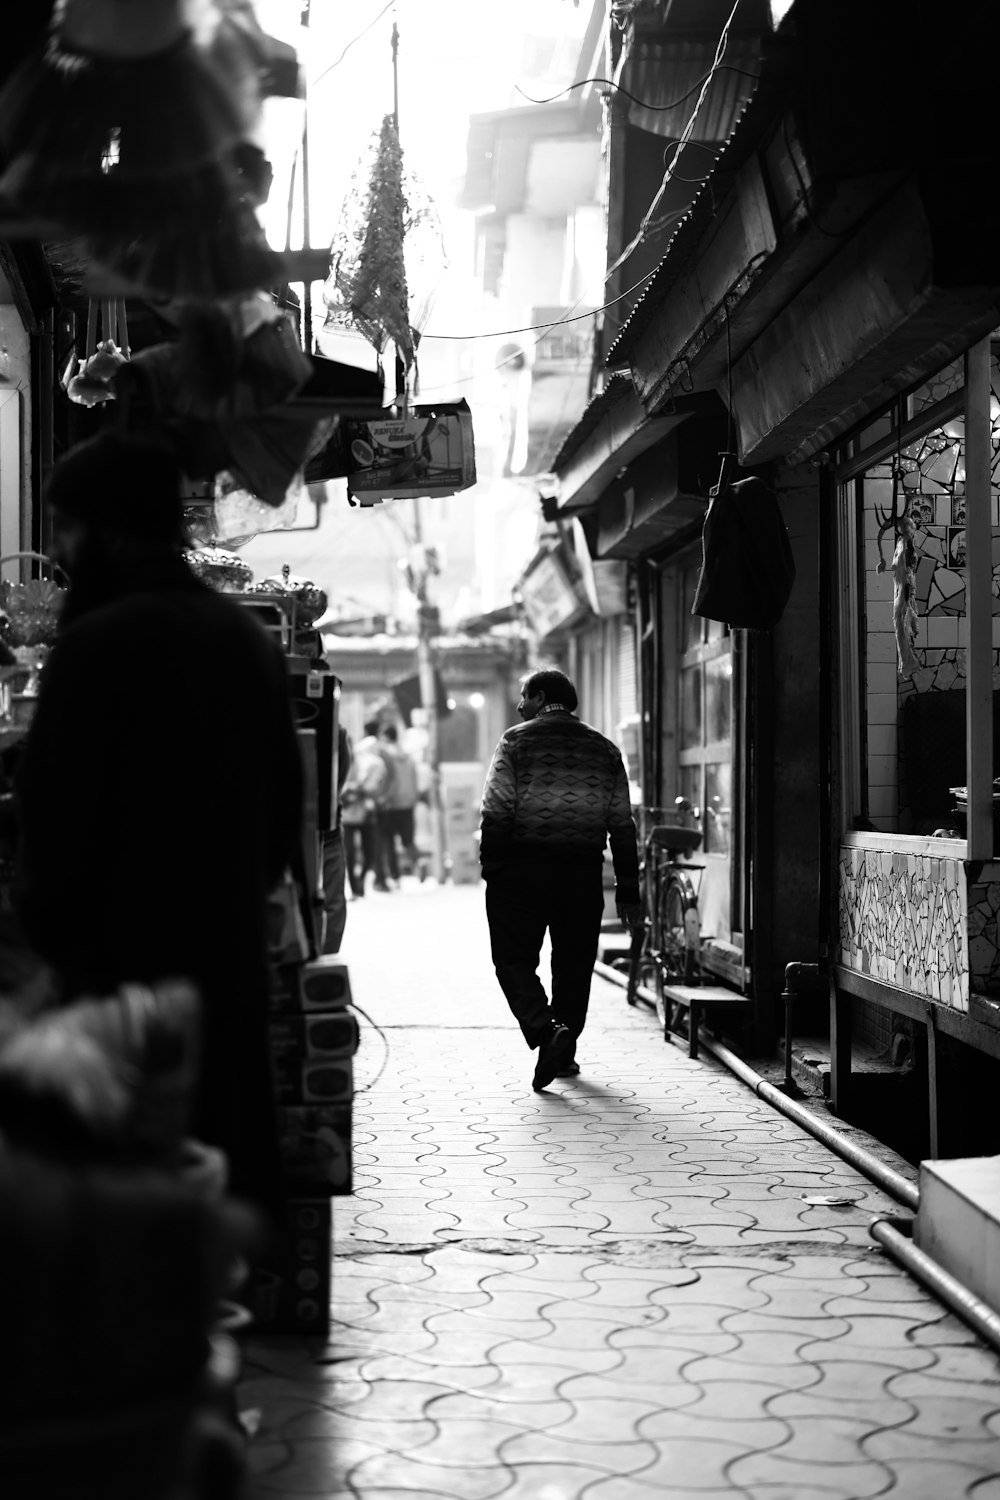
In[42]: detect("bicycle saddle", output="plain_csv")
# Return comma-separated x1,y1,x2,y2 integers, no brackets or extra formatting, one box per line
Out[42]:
648,824,702,854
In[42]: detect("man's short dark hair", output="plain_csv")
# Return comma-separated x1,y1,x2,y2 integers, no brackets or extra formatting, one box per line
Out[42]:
522,667,578,712
45,429,185,546
363,718,380,736
382,724,398,743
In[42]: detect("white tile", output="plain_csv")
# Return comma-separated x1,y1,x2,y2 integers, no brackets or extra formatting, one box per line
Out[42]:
867,631,899,664
867,724,897,758
866,691,898,726
867,570,895,602
867,663,899,695
867,786,898,822
926,615,959,648
866,753,898,790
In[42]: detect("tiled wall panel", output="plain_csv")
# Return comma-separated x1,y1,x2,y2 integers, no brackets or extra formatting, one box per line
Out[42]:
838,845,968,1009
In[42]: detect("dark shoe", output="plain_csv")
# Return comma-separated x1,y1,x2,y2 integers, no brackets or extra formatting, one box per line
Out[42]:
555,1059,580,1077
532,1024,573,1091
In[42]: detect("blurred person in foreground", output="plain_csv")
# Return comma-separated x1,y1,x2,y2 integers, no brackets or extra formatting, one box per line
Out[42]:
320,723,352,953
13,428,302,1220
479,667,641,1091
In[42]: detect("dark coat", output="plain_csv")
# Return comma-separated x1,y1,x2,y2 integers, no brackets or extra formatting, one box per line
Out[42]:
14,554,302,1214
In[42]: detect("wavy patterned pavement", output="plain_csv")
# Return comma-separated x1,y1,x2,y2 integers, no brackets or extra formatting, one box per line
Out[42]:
241,881,1000,1499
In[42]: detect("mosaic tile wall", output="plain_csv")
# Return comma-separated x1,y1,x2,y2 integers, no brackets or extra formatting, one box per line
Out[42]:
860,352,1000,833
838,844,968,1010
967,862,1000,997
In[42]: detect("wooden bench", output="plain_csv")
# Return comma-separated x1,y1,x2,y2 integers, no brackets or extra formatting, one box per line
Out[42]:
661,981,754,1058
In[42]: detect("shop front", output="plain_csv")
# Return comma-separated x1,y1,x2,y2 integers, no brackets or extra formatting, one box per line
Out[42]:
829,338,1000,1158
551,377,761,997
580,0,998,1104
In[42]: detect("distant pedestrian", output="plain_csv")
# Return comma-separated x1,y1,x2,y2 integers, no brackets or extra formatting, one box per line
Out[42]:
341,720,393,894
379,723,423,882
479,667,641,1091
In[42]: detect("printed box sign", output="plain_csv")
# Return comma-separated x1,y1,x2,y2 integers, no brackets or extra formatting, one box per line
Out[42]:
277,1103,352,1195
247,1198,331,1335
268,957,353,1013
345,400,476,504
272,1055,353,1105
269,1011,359,1059
299,956,353,1009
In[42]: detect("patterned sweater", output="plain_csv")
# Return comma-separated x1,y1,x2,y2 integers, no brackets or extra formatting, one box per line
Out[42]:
479,708,640,902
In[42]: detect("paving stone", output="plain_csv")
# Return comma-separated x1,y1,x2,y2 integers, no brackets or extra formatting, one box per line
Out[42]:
241,885,1000,1498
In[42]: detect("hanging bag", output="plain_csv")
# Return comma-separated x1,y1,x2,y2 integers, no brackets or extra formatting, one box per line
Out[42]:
691,475,796,631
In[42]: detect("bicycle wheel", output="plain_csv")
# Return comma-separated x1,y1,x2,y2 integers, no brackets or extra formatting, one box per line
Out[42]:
658,876,691,983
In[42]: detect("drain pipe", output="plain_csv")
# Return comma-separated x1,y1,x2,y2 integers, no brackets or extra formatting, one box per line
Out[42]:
593,958,919,1212
871,1215,1000,1355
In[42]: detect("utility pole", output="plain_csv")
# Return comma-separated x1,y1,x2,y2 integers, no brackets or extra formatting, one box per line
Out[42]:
390,20,446,882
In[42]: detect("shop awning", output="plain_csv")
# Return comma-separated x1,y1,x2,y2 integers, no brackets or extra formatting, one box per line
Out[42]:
551,374,696,514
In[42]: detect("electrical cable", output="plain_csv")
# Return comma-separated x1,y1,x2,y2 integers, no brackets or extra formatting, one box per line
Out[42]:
514,65,761,113
349,1000,391,1093
780,114,853,240
311,0,396,86
604,0,749,285
420,263,659,341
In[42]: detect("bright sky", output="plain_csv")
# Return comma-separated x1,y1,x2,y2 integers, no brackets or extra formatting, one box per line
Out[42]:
257,0,593,257
238,0,594,596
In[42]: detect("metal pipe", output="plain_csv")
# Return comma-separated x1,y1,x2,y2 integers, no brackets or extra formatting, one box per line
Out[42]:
870,1215,1000,1354
779,961,822,1093
593,958,919,1211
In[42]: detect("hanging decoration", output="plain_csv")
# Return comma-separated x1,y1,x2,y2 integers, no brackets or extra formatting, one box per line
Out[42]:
323,113,445,396
0,0,323,300
875,452,919,678
115,297,335,506
63,298,130,407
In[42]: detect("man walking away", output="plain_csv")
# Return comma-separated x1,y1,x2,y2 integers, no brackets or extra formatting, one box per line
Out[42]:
380,723,423,882
479,667,641,1091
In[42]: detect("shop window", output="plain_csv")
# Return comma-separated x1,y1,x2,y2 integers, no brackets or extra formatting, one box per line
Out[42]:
678,565,732,856
845,350,1000,836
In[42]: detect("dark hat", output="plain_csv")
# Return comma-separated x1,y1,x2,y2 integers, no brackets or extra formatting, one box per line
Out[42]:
45,430,185,544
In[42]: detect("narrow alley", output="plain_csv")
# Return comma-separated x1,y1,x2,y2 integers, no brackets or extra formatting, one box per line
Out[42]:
242,881,1000,1499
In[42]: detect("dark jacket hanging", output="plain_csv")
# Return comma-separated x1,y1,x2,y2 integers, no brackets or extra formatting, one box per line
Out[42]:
692,475,796,631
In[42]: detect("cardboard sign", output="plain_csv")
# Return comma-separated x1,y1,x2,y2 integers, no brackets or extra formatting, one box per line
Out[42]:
345,400,476,504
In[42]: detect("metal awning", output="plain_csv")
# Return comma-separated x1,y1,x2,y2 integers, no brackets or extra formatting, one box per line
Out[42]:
552,375,696,514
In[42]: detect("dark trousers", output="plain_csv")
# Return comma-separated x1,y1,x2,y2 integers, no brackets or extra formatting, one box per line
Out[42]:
383,806,418,879
344,819,377,895
321,826,347,953
485,858,605,1050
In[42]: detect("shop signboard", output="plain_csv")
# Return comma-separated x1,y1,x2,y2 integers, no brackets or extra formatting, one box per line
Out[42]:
345,400,476,505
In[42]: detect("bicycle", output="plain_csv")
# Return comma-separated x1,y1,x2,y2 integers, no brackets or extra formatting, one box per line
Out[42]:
625,799,704,1030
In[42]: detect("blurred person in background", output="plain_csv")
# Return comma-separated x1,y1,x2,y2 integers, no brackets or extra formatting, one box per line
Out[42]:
340,720,391,896
379,723,423,883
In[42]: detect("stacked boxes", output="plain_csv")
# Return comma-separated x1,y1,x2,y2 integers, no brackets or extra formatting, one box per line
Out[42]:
253,956,358,1334
268,957,357,1197
248,1198,332,1336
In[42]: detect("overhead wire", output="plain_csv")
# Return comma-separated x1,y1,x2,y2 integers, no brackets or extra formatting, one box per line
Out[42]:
420,262,662,343
514,65,761,113
310,0,397,86
604,0,749,284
